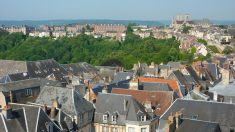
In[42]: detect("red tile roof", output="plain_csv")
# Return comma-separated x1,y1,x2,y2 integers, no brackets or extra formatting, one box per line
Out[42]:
137,77,182,97
112,88,174,116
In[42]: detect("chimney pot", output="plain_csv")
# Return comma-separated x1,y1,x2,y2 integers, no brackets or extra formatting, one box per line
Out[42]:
43,104,48,112
50,107,56,119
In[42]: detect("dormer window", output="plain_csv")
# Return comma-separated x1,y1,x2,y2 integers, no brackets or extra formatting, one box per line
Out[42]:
112,115,117,124
141,115,146,122
103,115,108,123
192,115,198,120
25,88,32,96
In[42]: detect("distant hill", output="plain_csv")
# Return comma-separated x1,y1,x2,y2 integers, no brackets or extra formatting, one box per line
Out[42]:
0,19,166,28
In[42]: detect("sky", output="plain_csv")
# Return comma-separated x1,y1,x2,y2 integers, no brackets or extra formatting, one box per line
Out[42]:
0,0,235,21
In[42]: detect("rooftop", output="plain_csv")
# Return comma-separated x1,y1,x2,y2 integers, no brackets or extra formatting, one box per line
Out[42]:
138,77,182,97
112,88,175,116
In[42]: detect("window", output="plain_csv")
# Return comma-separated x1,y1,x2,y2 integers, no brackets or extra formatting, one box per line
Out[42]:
112,116,117,123
141,115,146,122
128,127,135,132
112,127,118,132
102,126,108,132
141,128,147,132
103,115,108,123
25,89,32,96
192,115,198,120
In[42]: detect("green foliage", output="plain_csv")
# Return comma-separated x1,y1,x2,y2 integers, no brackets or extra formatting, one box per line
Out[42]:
218,25,227,29
207,45,220,53
223,48,233,55
197,39,207,45
0,30,193,69
182,25,192,34
195,53,211,61
126,24,134,34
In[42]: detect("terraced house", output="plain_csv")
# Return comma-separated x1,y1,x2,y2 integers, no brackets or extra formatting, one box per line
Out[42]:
94,93,158,132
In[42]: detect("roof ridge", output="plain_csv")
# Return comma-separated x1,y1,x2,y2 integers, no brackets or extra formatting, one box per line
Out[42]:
181,118,220,124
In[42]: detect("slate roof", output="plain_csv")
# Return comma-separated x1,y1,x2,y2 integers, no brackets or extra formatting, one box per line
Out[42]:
7,72,31,82
61,62,98,76
35,86,94,116
185,66,200,83
184,90,210,101
176,119,221,132
112,88,175,116
111,72,134,83
92,79,131,94
158,64,171,70
160,99,235,131
138,77,182,97
94,93,153,124
171,70,188,86
209,79,235,103
0,59,69,84
184,75,196,84
0,78,41,92
167,62,182,70
26,59,69,83
206,63,219,80
0,60,27,78
141,82,171,91
0,103,61,132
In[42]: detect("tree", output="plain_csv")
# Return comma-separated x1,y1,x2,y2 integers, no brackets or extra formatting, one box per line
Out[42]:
0,30,192,69
223,48,233,55
182,25,192,34
197,39,207,45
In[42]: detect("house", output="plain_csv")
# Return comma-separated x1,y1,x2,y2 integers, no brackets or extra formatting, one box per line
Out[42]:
158,99,235,132
0,78,41,105
179,36,197,51
193,43,208,56
94,93,158,132
35,86,95,132
184,84,210,101
112,72,134,83
0,25,35,35
137,77,183,98
175,119,221,132
0,103,62,132
112,88,177,116
208,79,235,103
92,79,131,95
0,59,70,85
61,62,99,81
168,70,192,95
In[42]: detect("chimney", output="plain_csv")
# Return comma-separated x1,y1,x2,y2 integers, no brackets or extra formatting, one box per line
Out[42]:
213,91,218,101
2,105,13,119
108,76,112,83
175,111,182,128
193,84,201,93
129,78,139,90
168,113,174,124
52,99,59,108
124,99,128,111
50,107,56,119
43,104,48,112
164,113,175,132
50,99,59,119
9,91,14,103
102,85,108,93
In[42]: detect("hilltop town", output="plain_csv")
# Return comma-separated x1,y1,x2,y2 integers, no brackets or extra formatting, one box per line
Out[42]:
0,14,235,132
